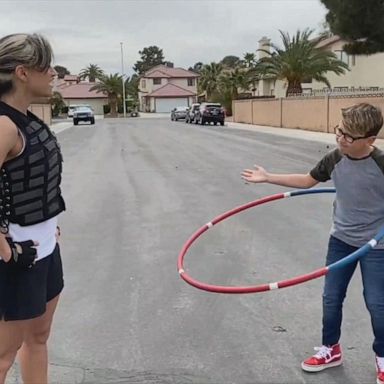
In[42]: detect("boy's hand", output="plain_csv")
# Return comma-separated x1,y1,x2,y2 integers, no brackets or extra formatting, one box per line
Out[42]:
241,165,268,183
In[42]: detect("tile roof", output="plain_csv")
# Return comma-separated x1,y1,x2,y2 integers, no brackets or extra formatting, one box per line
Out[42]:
145,70,171,78
145,65,199,78
56,82,107,99
316,35,342,49
147,83,196,97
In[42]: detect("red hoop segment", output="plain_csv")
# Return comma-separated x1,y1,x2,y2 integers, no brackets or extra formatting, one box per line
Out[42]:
177,191,329,294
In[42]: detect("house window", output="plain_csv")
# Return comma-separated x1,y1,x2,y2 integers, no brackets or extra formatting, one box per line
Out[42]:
188,78,195,86
141,79,146,88
153,78,161,85
335,50,349,65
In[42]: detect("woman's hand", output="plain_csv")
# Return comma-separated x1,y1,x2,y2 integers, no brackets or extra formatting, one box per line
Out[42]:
5,238,39,268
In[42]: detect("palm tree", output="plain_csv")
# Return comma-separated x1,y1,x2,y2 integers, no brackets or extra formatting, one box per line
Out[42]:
125,74,139,109
219,68,249,99
90,74,122,117
217,68,250,115
256,29,349,96
198,62,223,100
243,52,256,68
79,64,104,82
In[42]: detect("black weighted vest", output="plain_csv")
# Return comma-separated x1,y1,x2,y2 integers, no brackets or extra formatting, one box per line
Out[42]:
0,101,65,231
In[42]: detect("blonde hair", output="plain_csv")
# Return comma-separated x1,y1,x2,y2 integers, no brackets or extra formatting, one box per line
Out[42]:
0,33,53,96
342,103,383,137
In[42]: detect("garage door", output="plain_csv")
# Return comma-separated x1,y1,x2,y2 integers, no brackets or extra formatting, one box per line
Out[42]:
156,98,188,113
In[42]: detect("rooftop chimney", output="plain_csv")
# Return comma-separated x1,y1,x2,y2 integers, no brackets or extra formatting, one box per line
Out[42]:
258,36,271,60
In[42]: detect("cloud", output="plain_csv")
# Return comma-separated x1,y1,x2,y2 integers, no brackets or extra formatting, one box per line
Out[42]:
0,0,327,75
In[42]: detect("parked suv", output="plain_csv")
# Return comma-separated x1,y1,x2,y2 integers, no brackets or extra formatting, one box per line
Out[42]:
68,104,91,117
73,106,95,125
194,103,225,125
185,103,200,123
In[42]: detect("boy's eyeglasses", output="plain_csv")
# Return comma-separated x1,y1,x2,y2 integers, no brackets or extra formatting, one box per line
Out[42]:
334,126,373,144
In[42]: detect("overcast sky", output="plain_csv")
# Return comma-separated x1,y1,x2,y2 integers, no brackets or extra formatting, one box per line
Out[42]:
0,0,327,76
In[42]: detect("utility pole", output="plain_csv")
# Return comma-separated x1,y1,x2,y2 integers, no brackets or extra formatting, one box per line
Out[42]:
120,42,127,118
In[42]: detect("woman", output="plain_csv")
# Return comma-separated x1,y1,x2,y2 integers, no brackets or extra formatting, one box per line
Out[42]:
0,34,65,384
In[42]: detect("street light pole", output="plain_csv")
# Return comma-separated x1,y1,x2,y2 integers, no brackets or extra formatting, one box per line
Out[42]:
120,42,127,118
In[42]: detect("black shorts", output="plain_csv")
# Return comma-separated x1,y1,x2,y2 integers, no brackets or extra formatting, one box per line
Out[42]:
0,243,64,321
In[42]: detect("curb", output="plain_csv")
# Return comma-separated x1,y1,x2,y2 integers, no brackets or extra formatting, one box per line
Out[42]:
226,122,384,148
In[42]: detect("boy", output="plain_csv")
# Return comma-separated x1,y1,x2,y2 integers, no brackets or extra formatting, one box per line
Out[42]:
241,103,384,384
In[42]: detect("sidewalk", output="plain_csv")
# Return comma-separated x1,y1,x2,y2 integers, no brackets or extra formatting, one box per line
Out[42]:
227,121,384,149
50,120,73,134
138,112,170,119
50,115,104,134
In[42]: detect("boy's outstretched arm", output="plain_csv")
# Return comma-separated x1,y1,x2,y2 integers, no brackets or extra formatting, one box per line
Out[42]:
241,164,319,189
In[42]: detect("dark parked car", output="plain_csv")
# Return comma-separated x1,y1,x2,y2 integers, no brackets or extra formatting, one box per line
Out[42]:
185,103,200,123
73,106,95,125
194,103,225,125
171,106,189,121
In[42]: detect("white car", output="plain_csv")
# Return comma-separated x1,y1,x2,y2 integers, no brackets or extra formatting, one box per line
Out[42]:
73,106,95,125
68,104,91,117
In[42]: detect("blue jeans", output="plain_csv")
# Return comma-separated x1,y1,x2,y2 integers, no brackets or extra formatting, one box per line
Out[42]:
322,236,384,356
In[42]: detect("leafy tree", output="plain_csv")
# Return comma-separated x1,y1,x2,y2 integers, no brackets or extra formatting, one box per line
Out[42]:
220,55,241,69
79,64,104,82
49,91,65,117
90,74,122,117
321,0,384,54
188,62,204,73
133,46,165,74
256,29,349,96
54,65,70,79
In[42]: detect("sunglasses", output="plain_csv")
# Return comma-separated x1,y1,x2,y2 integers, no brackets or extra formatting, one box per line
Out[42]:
334,126,374,144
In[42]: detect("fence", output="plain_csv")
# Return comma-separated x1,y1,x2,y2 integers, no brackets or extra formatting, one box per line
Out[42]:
29,103,52,125
233,90,384,138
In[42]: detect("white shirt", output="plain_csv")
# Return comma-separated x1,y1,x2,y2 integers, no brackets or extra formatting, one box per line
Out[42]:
0,216,58,261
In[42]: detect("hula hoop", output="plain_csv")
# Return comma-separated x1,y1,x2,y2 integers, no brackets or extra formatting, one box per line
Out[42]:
177,188,384,294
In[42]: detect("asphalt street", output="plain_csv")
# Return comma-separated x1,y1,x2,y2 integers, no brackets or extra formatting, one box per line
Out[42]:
8,117,378,384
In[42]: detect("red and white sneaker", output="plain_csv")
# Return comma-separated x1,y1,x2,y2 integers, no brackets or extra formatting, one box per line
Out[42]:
301,344,342,372
376,356,384,384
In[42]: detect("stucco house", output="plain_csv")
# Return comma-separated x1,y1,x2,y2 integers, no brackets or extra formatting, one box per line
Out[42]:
56,76,108,115
138,64,199,112
300,35,384,94
253,35,384,98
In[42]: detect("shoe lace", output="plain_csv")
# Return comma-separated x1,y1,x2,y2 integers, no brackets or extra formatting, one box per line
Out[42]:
313,345,333,359
377,357,384,371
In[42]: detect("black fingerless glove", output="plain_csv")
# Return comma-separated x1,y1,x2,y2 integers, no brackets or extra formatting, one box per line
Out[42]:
6,238,37,269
